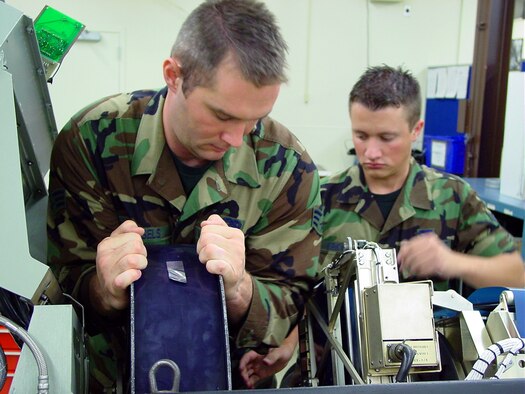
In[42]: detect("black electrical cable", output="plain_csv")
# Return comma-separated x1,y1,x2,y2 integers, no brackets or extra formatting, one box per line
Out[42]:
391,343,416,383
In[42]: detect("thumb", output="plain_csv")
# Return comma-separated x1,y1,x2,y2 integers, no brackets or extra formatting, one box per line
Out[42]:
263,351,279,366
202,214,227,227
111,220,144,236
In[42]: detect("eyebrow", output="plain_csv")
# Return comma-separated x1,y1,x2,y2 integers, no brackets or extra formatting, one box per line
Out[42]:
214,108,238,120
353,129,397,135
210,105,271,122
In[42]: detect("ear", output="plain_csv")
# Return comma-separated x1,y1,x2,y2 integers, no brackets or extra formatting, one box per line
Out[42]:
411,119,424,142
163,57,183,92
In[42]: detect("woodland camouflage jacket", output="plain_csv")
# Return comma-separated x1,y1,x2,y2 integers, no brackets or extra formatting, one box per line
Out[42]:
319,159,515,290
47,88,321,350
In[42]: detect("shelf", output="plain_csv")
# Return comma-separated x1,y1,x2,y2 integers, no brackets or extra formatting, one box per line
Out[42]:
464,178,525,258
464,178,525,219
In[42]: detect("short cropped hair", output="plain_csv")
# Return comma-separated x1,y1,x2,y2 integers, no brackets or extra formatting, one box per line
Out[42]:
171,0,288,95
349,65,421,128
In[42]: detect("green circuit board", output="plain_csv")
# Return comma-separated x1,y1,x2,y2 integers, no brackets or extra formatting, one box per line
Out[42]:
34,6,84,63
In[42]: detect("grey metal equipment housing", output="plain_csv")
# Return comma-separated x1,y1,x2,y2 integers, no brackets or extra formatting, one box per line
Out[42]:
0,2,86,393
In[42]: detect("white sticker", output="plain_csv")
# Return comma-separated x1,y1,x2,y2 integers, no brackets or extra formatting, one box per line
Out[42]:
431,140,447,168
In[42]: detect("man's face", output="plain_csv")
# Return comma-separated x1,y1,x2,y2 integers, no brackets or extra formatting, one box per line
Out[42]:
350,102,422,190
164,56,281,166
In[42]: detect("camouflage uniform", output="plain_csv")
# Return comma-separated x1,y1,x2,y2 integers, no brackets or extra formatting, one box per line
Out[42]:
319,158,516,291
47,88,321,388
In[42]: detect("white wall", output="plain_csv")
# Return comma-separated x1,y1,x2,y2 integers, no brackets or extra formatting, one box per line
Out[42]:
7,0,477,172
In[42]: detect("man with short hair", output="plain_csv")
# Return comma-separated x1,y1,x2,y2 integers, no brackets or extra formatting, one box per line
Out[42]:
244,65,525,388
321,65,524,290
47,0,320,389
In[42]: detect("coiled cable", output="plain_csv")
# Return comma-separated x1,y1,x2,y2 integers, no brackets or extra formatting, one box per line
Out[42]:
466,337,525,380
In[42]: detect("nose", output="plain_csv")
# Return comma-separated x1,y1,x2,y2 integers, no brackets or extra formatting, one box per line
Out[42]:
364,139,382,161
221,121,254,148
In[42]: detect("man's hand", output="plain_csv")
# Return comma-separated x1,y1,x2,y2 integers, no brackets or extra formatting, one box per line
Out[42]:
397,232,453,279
92,220,147,313
239,327,298,389
197,214,252,322
398,232,525,288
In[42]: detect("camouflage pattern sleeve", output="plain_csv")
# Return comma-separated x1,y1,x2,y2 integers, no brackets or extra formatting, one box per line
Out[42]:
233,130,322,350
47,105,124,310
318,169,355,270
455,179,516,256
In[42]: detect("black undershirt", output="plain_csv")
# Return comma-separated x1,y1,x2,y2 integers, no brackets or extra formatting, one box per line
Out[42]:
371,188,402,220
172,154,213,195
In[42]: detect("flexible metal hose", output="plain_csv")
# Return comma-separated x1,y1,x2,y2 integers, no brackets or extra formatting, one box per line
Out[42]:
0,315,49,394
0,343,6,390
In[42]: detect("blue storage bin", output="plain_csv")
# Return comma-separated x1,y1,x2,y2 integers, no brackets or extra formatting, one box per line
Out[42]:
425,99,463,136
423,134,466,175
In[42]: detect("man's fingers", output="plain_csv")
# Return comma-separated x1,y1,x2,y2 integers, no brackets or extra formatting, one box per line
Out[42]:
263,353,278,366
197,232,228,253
200,224,242,240
240,351,258,369
397,239,413,261
398,238,423,265
205,258,230,277
110,220,144,237
239,351,262,389
247,375,258,389
201,214,227,227
240,371,251,387
198,242,219,264
114,268,143,290
113,236,147,265
100,230,146,251
99,232,147,262
263,357,276,367
197,229,244,259
116,253,148,274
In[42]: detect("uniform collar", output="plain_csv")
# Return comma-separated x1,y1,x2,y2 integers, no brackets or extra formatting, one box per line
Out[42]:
336,158,434,231
337,158,431,206
220,121,262,188
129,88,262,216
405,158,434,211
131,88,169,177
130,87,261,188
336,163,367,205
